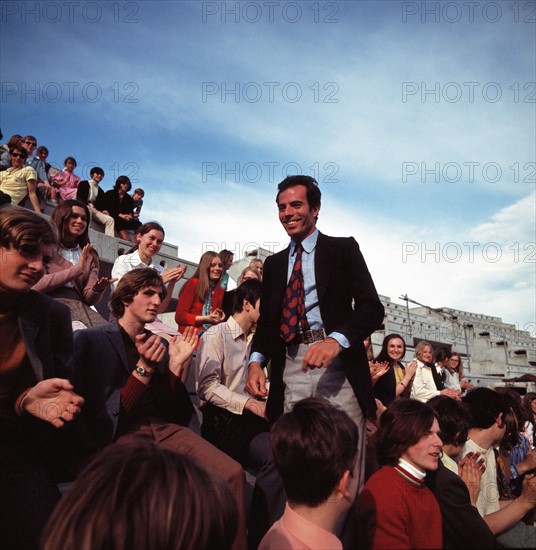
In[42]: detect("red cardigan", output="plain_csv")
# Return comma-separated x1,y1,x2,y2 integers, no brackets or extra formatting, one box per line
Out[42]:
175,278,224,338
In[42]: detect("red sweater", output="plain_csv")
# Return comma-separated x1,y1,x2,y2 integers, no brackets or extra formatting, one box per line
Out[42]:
358,465,442,549
175,278,224,337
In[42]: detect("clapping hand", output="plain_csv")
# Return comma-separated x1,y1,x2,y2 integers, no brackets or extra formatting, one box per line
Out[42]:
92,276,117,293
21,379,84,429
162,264,186,285
458,451,485,506
168,327,198,377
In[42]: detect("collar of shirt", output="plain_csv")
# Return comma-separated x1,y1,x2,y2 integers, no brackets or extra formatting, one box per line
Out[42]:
131,249,153,268
289,228,319,256
398,458,427,480
465,438,490,457
441,452,459,474
226,315,250,343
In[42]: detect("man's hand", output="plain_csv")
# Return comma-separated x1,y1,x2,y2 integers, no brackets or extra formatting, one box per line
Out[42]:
458,451,485,506
246,362,268,398
21,379,84,428
245,398,267,419
302,337,341,372
135,333,166,369
520,474,536,509
168,327,198,377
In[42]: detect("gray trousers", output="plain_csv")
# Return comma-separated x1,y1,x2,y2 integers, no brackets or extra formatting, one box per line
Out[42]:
282,342,367,492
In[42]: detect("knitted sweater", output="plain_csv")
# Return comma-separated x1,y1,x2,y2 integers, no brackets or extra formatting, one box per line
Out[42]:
359,465,442,549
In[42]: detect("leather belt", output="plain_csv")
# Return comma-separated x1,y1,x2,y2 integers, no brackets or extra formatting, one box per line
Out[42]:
289,328,326,346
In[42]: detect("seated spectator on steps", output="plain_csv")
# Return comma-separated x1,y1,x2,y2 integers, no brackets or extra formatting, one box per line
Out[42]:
410,341,460,402
76,166,115,237
0,144,40,212
522,392,536,448
111,222,186,343
71,268,248,550
35,146,57,203
461,387,536,548
259,397,359,550
42,440,238,550
52,157,80,202
132,187,144,219
495,387,536,497
104,175,141,241
444,352,473,393
196,279,285,547
425,395,498,549
175,251,225,346
249,258,263,280
0,134,22,170
0,206,84,550
21,136,49,206
372,333,417,407
32,200,114,328
219,249,234,290
358,399,443,549
222,265,261,319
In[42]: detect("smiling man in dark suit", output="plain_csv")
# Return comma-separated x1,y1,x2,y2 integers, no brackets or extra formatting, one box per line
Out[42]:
246,175,384,492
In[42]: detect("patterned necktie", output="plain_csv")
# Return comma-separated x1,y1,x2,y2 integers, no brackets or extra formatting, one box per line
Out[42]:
280,243,309,343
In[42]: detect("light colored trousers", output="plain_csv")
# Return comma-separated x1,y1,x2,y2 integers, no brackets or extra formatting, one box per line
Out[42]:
282,342,366,492
91,208,115,237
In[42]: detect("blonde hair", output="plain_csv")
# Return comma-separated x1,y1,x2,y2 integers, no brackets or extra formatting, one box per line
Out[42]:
186,251,222,302
237,266,260,285
415,341,434,363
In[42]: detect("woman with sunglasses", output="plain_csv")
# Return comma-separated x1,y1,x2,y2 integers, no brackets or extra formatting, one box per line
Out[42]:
0,144,40,211
175,251,225,346
32,200,114,327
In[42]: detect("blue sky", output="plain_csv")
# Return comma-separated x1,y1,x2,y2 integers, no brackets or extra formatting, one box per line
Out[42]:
1,0,535,333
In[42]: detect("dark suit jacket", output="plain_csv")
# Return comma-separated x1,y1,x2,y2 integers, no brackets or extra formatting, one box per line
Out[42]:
251,232,384,421
72,322,193,450
16,290,73,385
5,292,79,472
76,180,106,212
425,461,497,549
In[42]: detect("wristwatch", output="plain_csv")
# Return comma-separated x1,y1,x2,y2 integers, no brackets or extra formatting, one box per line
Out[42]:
135,365,154,377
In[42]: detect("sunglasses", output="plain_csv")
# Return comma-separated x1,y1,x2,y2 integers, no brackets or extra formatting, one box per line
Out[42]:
11,153,26,159
24,141,37,146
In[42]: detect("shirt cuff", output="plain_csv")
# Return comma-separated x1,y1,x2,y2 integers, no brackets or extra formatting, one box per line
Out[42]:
328,332,350,349
249,352,266,367
231,393,250,415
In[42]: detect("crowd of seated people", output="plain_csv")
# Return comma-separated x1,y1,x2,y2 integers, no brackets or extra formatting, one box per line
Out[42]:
0,132,145,241
2,166,536,550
